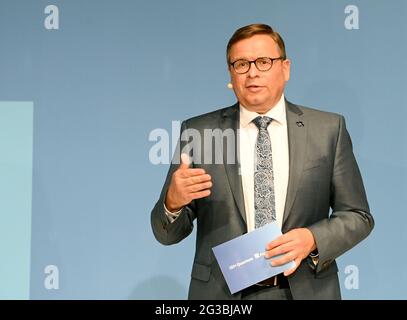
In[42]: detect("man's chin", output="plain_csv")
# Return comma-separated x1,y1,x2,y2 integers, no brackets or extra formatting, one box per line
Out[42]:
241,103,267,113
244,98,266,108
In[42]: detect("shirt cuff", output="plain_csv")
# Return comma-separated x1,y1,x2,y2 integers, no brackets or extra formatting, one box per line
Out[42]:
164,203,183,222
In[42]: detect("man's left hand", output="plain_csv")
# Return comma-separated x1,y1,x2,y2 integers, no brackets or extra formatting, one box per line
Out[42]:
265,228,316,276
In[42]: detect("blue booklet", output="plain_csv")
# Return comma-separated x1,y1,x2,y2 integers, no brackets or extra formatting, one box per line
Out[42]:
212,222,295,294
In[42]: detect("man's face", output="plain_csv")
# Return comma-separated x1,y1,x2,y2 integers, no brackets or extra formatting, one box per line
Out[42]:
228,34,290,113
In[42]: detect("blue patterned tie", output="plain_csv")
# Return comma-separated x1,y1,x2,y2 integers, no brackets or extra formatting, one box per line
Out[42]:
253,116,276,228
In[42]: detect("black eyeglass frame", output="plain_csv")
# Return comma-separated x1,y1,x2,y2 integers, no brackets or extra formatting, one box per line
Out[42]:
229,57,284,74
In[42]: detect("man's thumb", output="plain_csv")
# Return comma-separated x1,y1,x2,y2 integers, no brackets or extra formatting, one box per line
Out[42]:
179,153,191,169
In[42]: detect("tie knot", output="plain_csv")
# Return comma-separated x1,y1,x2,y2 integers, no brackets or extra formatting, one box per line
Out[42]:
253,116,272,130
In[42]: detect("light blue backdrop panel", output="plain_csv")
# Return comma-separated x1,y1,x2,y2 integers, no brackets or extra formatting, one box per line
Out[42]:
0,102,33,299
0,0,405,299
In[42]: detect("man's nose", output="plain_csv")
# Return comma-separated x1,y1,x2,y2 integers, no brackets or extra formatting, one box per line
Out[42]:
247,62,260,77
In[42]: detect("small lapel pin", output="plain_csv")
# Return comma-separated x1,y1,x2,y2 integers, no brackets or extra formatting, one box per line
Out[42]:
296,121,304,127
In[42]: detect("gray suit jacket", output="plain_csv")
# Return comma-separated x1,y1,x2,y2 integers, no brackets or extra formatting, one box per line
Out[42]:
151,100,374,300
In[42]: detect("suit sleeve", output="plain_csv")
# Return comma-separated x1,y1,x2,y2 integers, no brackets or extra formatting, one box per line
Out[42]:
307,115,374,273
150,120,197,245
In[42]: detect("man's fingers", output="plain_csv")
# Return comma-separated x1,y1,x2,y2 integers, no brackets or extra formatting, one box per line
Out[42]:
190,189,211,200
284,258,301,276
265,243,292,259
179,153,191,170
185,174,212,185
187,181,213,193
270,251,294,267
179,168,207,178
172,153,212,203
177,154,212,179
266,234,288,250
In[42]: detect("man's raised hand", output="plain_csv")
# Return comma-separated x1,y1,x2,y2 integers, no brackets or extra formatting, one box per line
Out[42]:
165,154,212,212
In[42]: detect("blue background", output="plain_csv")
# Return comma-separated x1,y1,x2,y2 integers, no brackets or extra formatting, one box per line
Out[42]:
0,0,405,299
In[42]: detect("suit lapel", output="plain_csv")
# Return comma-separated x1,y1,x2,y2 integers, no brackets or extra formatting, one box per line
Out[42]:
282,101,307,226
219,104,247,225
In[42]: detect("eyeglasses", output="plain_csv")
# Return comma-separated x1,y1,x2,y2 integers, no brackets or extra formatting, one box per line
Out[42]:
229,57,284,74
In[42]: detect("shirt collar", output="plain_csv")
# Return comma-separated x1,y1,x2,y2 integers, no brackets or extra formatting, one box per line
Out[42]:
239,94,287,128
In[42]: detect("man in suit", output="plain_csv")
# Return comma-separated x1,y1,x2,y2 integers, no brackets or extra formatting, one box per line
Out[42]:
151,24,374,300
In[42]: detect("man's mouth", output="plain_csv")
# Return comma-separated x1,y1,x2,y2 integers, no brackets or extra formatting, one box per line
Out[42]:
246,85,263,92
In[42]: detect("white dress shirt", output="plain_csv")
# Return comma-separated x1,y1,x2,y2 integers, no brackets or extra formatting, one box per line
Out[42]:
239,94,289,231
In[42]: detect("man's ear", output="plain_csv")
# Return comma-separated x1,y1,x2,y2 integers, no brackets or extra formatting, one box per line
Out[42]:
227,66,234,89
